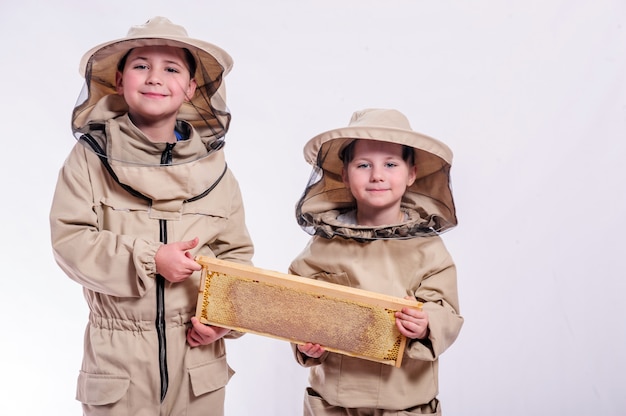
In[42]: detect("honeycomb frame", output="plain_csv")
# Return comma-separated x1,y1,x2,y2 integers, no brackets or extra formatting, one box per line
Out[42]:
194,256,422,367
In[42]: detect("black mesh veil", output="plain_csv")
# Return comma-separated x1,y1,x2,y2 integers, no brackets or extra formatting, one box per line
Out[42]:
70,19,234,167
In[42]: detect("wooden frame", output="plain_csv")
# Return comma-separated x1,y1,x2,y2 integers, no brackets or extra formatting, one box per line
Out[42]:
195,256,421,367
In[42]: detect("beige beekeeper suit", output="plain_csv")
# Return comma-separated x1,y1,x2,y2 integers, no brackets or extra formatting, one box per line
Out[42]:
290,109,463,415
50,17,253,416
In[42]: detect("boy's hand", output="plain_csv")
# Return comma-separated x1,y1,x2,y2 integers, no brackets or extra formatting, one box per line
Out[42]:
155,237,202,283
395,306,429,340
187,317,231,347
297,342,325,358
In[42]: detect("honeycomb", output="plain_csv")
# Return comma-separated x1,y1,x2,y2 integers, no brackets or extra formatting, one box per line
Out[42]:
195,259,416,367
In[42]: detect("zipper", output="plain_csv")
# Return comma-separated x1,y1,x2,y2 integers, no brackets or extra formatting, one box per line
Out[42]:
156,219,168,402
156,142,175,402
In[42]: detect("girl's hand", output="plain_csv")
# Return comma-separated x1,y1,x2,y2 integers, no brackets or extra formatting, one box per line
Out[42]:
395,307,429,340
297,342,325,358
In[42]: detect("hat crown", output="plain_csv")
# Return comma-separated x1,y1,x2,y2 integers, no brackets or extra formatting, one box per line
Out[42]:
348,108,412,131
127,17,188,38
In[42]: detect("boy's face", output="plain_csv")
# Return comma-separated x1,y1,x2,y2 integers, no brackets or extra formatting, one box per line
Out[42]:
115,45,197,128
342,140,417,225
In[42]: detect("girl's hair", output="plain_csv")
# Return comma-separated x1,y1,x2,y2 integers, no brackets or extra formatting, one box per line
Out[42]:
339,139,415,166
116,47,197,77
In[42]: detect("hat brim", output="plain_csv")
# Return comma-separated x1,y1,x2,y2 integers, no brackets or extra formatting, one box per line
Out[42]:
80,36,232,89
303,125,453,180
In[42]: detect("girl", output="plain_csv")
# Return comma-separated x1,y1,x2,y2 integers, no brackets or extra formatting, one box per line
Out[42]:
290,109,463,416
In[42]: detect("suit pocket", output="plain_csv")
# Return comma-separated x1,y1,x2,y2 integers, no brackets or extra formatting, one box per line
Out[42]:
310,271,352,287
76,371,130,406
188,354,234,397
402,398,441,415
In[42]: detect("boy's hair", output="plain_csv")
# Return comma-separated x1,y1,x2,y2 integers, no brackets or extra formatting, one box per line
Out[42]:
339,139,415,167
116,47,198,77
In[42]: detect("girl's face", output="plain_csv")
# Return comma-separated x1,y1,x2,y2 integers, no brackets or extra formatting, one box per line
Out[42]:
115,45,196,129
342,140,417,226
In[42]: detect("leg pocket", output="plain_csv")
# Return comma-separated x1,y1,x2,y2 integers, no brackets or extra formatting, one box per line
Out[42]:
400,398,440,415
304,387,345,416
188,354,234,397
76,371,130,411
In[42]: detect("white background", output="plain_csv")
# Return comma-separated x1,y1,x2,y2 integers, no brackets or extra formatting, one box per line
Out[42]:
1,1,625,415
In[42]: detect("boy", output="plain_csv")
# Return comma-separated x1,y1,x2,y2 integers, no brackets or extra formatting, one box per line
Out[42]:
50,17,253,415
290,109,463,415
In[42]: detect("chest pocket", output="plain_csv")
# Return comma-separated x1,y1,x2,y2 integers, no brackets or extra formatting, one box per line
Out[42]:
96,194,229,237
96,196,151,235
309,271,354,288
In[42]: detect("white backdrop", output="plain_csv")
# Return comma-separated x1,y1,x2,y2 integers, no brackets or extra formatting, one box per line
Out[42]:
1,1,625,415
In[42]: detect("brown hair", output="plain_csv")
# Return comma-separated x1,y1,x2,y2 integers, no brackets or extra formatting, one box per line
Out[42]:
339,139,415,167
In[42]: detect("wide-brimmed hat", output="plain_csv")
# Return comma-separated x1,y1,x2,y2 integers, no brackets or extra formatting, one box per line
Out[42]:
73,17,233,138
296,108,457,237
304,108,452,179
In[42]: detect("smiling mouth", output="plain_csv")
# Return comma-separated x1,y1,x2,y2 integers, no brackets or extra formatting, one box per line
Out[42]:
142,92,168,98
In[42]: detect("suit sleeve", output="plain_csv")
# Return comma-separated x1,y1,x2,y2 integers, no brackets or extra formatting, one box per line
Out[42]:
49,144,160,298
405,238,463,361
